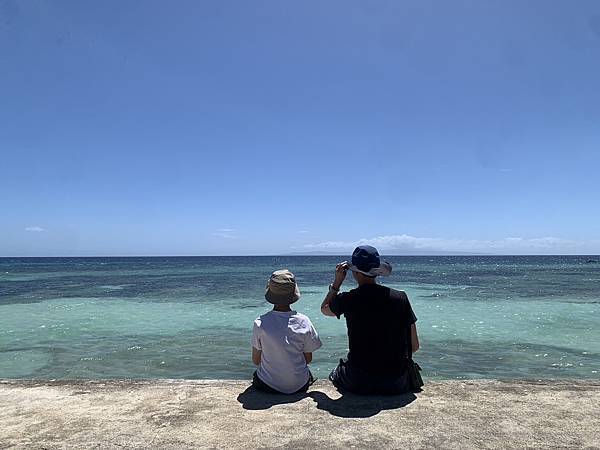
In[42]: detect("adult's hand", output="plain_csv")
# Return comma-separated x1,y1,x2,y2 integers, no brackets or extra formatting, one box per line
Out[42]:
321,261,348,317
333,261,348,288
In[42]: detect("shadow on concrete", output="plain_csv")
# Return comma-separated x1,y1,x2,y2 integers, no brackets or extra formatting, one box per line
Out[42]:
236,385,308,410
308,390,417,418
236,384,417,418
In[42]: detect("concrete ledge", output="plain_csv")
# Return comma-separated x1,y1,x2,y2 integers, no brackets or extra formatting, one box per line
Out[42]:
1,379,599,449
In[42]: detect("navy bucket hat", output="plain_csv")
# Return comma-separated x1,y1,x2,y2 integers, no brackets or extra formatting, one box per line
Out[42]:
347,245,392,277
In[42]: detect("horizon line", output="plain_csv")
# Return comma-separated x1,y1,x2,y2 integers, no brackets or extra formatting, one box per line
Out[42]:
1,254,599,258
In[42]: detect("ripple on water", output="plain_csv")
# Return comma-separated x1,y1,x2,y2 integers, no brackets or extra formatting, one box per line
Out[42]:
0,349,52,378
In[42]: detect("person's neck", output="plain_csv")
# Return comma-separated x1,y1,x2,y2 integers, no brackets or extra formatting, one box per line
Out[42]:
273,305,292,312
358,278,377,286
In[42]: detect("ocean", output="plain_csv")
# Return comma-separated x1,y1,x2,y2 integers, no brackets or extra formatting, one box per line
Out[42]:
0,256,598,380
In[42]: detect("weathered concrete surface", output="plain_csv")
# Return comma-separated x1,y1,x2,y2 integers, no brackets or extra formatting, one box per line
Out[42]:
1,379,599,449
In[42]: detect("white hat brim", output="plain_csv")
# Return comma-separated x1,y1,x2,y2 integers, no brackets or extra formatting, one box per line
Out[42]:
347,261,392,277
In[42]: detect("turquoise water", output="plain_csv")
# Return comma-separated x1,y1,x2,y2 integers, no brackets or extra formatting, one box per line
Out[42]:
1,256,599,380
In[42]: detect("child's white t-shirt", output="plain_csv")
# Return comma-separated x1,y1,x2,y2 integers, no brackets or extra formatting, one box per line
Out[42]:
251,310,322,394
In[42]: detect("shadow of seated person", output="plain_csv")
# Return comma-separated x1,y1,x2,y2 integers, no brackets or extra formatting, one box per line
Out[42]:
308,390,417,418
237,385,309,410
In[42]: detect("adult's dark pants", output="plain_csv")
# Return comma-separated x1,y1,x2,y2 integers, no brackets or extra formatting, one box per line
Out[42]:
329,359,411,395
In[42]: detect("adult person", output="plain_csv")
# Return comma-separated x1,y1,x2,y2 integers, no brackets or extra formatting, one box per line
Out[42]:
321,245,420,394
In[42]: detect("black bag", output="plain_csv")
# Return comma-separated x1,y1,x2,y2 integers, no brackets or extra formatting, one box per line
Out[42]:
407,360,424,392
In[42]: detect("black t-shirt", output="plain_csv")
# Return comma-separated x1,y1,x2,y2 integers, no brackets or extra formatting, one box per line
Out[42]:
329,284,417,376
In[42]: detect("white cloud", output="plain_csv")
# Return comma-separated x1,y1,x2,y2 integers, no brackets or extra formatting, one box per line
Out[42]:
303,234,599,254
24,226,45,232
298,230,310,234
212,228,238,239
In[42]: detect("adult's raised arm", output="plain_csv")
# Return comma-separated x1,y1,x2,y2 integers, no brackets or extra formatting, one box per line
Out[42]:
321,262,348,317
320,290,337,316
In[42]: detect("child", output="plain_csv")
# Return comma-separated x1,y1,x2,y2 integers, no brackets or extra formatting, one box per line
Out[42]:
251,269,322,394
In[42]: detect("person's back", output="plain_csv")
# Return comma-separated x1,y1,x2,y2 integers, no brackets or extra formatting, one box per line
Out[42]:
337,284,415,376
253,309,320,393
251,269,322,394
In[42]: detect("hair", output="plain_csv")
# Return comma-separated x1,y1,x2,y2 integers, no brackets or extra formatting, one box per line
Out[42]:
353,271,377,283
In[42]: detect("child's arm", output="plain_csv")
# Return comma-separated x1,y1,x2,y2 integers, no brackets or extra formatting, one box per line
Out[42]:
251,320,262,365
252,347,262,365
302,318,321,364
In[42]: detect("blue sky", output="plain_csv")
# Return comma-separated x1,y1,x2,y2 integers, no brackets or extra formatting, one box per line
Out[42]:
1,0,600,256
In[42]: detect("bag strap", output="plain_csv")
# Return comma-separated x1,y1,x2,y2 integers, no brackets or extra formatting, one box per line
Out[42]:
406,313,414,360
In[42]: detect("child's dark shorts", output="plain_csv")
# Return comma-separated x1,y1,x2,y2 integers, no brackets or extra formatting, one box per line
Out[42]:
252,371,315,394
